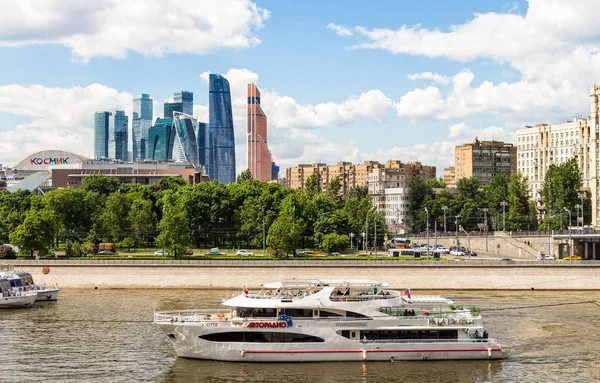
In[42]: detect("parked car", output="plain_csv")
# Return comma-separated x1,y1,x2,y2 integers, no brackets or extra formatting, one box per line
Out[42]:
563,256,582,261
542,255,556,260
330,252,341,256
98,250,116,255
435,247,449,254
465,249,477,256
450,249,465,256
206,248,226,255
236,249,253,256
154,250,169,255
184,249,194,255
500,258,513,261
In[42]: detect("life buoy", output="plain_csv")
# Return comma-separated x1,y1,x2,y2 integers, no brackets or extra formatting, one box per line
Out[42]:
42,266,50,275
217,312,225,318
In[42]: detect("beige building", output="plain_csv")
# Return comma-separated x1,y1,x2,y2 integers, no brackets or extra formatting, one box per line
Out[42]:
516,83,600,226
455,139,517,185
285,160,429,194
443,166,456,188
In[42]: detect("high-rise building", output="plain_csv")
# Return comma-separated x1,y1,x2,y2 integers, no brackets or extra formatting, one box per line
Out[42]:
197,122,208,168
108,110,129,161
164,102,183,119
172,112,199,166
247,83,273,181
175,90,194,116
207,74,236,184
132,94,153,161
94,111,111,159
454,138,517,185
443,166,456,188
271,161,280,180
147,118,175,161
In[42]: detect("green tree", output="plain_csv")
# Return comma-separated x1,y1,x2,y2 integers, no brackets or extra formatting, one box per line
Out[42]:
96,193,131,242
128,198,157,247
407,178,435,231
9,209,55,257
119,237,136,253
540,158,582,229
156,204,190,257
305,174,321,194
158,176,187,191
321,233,350,252
326,177,342,197
266,215,299,256
0,190,41,243
237,169,253,183
81,175,120,196
456,177,483,230
507,173,536,230
347,186,368,200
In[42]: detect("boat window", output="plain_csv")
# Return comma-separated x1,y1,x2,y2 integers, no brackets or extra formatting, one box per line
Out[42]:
279,308,313,317
345,311,369,318
200,332,325,343
236,308,277,318
345,330,458,341
318,310,342,317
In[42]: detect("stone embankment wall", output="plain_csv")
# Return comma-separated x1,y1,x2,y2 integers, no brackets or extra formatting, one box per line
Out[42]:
5,260,599,290
420,234,557,258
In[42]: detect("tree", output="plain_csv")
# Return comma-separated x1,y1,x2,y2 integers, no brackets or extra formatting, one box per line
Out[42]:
128,198,157,247
96,193,131,242
321,233,350,252
266,214,300,256
158,176,187,191
326,177,342,197
9,209,55,257
407,178,435,231
119,237,136,253
456,177,483,230
507,173,536,230
155,204,190,257
81,175,120,196
540,158,582,227
237,169,253,183
305,174,321,194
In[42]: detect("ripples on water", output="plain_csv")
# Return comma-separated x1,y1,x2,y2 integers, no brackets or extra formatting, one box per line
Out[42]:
1,289,599,383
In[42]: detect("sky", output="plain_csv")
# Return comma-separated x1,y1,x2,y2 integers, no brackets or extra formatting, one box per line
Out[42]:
2,0,600,177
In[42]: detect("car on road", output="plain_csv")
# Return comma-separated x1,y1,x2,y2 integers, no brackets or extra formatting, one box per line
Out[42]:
540,255,555,260
330,252,341,256
236,249,253,256
206,248,226,255
562,256,582,261
450,249,465,256
184,249,194,255
435,247,449,254
465,249,477,256
500,258,513,261
98,250,116,255
154,250,169,255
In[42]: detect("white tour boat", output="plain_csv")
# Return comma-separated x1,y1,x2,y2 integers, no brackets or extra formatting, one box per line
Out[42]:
0,270,60,301
0,278,37,308
155,280,502,362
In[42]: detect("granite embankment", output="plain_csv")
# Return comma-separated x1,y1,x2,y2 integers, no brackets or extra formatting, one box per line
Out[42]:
4,259,600,290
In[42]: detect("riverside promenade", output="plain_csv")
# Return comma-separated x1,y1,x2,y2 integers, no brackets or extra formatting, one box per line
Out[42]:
4,259,600,290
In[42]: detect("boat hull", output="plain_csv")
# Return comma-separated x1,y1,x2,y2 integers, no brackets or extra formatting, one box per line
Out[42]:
158,323,503,362
34,288,60,302
0,293,37,308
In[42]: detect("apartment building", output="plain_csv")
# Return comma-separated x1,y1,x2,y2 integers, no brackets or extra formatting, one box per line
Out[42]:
443,166,456,188
455,138,517,185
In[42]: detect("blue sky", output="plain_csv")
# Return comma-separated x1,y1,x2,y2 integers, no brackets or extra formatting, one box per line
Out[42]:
1,0,599,176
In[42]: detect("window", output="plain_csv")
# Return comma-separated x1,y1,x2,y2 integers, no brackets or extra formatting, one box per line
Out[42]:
200,332,325,343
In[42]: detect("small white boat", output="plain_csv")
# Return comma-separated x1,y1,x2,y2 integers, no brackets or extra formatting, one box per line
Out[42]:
155,279,502,362
0,270,60,301
0,278,37,308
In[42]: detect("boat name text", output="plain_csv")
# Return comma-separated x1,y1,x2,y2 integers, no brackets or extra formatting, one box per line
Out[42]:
247,321,288,328
335,322,367,327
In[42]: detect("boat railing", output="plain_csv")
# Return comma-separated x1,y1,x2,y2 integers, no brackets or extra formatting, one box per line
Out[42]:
329,294,401,302
364,338,500,345
154,308,233,322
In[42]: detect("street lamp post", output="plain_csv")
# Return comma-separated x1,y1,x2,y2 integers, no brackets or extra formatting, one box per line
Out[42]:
460,225,471,259
455,215,460,238
442,206,448,234
500,201,508,231
362,232,366,252
575,204,581,229
564,207,572,258
424,207,430,259
579,192,585,227
482,208,489,252
350,232,354,250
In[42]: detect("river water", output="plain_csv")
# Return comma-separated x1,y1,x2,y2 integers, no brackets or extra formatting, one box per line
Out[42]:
1,289,599,383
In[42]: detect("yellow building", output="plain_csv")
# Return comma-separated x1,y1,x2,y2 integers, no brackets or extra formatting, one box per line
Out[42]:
443,166,456,188
454,138,517,185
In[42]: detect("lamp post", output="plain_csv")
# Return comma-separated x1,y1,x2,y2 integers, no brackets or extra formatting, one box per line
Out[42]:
460,225,471,259
575,204,581,229
362,232,366,252
292,205,295,230
442,206,448,234
455,214,460,238
482,208,489,252
350,232,354,250
500,201,508,231
424,207,430,259
564,207,572,258
579,192,585,227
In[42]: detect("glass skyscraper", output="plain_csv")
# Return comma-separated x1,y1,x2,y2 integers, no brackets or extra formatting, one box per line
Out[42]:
172,112,199,166
197,122,208,168
208,74,236,184
164,102,182,119
132,94,153,160
94,111,111,159
174,90,194,116
147,118,175,161
109,110,129,161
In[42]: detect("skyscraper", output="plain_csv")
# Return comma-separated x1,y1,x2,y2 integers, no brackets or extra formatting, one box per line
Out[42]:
132,94,153,161
164,102,182,119
175,90,194,116
207,74,236,184
147,118,175,161
94,111,111,159
247,83,273,181
197,122,208,168
172,112,199,166
108,110,129,161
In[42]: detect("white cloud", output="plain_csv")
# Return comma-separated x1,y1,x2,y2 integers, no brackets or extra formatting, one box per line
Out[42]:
407,72,450,85
0,84,132,165
0,0,270,61
327,23,353,37
334,0,600,123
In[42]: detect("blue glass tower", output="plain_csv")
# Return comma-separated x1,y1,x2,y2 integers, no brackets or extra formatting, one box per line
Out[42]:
147,118,175,161
197,122,208,168
175,90,194,116
109,110,129,161
172,112,199,166
94,111,111,159
208,74,236,184
132,94,153,160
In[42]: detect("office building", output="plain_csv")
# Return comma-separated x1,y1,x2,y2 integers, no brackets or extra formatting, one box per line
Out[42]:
197,122,208,168
94,111,112,159
147,118,175,161
175,90,193,116
247,83,273,181
443,166,456,188
454,138,516,185
164,102,182,119
132,94,153,161
172,112,199,166
207,74,236,184
108,110,128,161
271,162,280,181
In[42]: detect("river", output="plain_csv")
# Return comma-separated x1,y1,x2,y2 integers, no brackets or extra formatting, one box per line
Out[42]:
1,289,599,383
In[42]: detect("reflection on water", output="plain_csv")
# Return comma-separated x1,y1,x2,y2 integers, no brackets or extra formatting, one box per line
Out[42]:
1,289,599,383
